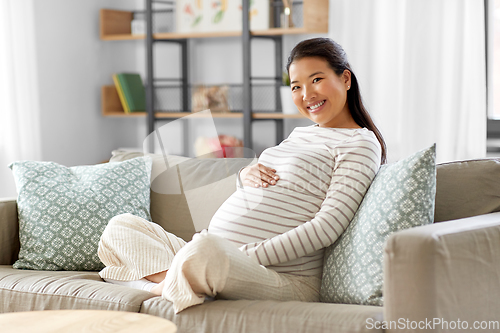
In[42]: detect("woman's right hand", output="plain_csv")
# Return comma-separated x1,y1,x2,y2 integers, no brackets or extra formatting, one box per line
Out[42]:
240,163,280,188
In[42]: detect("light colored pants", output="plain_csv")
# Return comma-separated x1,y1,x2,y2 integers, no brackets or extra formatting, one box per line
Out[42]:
98,213,321,313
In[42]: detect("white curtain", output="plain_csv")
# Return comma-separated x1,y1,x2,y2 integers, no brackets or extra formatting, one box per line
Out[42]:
329,0,487,163
0,0,42,197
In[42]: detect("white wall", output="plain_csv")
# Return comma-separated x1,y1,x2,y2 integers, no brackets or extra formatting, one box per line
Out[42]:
33,0,143,166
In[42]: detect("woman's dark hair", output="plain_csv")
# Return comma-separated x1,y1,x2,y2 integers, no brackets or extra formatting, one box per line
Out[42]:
286,38,387,164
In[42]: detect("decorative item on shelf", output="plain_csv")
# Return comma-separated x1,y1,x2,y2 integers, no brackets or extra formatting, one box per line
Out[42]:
131,18,146,35
132,11,173,34
113,73,146,112
280,71,299,114
176,0,270,33
280,0,294,28
192,85,230,113
269,0,303,29
194,135,244,158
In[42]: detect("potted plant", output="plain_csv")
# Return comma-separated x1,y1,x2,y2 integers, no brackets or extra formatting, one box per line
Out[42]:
280,72,299,114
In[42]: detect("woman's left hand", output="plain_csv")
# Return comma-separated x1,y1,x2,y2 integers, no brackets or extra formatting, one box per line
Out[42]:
240,163,280,188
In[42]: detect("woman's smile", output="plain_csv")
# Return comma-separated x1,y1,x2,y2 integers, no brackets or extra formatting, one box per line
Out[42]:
307,100,326,113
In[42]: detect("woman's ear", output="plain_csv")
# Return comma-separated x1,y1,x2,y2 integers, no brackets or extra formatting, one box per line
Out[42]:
343,69,351,89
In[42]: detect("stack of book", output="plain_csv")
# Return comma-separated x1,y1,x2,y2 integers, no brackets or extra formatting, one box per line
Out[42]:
113,73,146,113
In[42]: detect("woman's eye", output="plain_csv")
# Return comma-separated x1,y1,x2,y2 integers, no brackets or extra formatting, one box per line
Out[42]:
291,85,299,91
313,78,322,83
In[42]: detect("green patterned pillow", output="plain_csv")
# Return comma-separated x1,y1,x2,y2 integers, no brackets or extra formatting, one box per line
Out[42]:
320,144,436,306
9,157,152,271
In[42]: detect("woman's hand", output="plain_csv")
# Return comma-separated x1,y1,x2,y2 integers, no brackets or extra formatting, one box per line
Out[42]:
240,163,280,188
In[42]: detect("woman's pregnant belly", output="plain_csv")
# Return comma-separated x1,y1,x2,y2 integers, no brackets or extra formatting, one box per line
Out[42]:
208,182,325,248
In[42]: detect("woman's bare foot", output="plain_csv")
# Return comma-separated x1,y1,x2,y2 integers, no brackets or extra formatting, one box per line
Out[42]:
150,279,165,296
144,270,167,283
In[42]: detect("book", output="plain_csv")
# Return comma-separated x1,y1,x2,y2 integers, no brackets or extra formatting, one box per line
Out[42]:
112,74,130,113
116,73,146,112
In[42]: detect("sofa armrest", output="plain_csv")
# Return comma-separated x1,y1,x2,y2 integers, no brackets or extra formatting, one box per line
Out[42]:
0,198,19,265
383,212,500,332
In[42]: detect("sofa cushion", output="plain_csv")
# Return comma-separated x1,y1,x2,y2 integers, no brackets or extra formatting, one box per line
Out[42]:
140,297,384,333
0,265,155,312
9,157,152,271
320,144,436,306
110,150,254,241
435,158,500,222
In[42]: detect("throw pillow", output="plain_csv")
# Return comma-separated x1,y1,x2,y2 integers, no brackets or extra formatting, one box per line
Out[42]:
9,156,152,271
320,144,436,306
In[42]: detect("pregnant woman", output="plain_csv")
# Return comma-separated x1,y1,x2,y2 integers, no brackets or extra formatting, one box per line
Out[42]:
98,37,386,313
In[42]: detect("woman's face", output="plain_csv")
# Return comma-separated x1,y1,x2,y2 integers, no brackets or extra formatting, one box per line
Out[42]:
288,57,357,128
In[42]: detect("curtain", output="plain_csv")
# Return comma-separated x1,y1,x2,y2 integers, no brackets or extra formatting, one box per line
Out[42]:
0,0,42,197
329,0,487,163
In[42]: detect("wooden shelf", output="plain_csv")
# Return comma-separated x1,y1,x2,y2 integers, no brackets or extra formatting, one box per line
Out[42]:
101,85,125,116
101,111,240,118
104,111,305,120
99,3,328,41
253,113,304,119
102,111,146,117
102,85,304,119
99,9,133,39
157,112,243,119
100,28,311,41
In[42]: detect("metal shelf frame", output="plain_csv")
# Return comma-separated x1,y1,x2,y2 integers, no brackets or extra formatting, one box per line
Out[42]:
145,0,189,153
144,0,288,154
242,0,286,150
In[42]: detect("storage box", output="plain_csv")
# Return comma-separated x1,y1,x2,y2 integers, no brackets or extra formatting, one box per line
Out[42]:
176,0,270,33
176,0,206,33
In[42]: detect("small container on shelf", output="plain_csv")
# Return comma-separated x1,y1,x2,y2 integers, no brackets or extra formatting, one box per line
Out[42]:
131,18,145,35
133,9,175,34
280,86,299,114
271,0,303,29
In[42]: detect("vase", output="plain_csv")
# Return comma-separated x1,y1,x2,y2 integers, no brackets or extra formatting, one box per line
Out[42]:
280,86,299,114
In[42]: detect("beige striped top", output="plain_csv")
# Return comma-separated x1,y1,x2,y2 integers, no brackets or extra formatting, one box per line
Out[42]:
208,125,381,277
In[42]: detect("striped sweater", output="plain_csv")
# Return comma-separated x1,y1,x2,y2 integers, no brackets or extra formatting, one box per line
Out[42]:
208,125,381,277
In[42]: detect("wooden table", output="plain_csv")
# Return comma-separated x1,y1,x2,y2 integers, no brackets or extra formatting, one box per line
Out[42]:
0,310,177,333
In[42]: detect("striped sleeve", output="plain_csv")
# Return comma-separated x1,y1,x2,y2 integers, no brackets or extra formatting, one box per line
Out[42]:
238,133,381,266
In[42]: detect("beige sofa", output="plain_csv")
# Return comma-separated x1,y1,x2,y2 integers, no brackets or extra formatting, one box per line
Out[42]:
1,151,500,333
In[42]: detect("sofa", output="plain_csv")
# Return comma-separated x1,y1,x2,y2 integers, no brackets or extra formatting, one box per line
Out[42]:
1,150,500,333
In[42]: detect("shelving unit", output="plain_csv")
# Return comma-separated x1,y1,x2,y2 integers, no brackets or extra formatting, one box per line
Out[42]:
99,0,328,152
102,85,304,119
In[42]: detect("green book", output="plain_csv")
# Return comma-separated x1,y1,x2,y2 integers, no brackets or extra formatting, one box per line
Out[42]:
116,73,146,112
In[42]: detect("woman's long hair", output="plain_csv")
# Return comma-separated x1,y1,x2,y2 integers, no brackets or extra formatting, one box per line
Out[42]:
286,38,387,164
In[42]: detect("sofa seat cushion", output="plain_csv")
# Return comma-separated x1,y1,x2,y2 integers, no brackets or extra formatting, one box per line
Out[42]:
0,265,155,312
141,297,384,333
